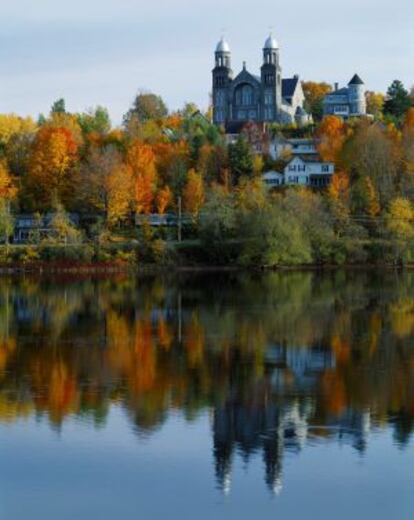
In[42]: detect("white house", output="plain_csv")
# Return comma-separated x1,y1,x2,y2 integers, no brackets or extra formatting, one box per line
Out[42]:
262,170,284,187
284,156,334,187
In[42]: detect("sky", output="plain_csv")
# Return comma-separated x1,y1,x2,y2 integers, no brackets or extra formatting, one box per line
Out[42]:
1,0,413,125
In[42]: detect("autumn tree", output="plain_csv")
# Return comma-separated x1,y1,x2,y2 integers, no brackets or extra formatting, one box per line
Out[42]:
183,169,205,218
343,121,399,206
385,197,414,263
127,142,158,214
78,146,133,226
27,126,79,208
316,116,349,164
124,92,168,131
0,160,16,244
302,81,332,121
156,185,172,215
365,91,385,119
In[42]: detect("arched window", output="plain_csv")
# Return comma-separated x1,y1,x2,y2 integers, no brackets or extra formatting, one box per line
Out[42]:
235,84,254,106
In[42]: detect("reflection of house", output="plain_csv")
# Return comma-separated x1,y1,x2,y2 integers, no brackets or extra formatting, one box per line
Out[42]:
213,398,312,496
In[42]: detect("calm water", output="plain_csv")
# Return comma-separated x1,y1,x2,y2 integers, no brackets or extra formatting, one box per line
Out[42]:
0,271,413,519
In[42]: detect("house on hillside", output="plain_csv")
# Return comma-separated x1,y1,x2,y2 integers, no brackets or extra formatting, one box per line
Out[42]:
323,74,367,118
284,156,334,187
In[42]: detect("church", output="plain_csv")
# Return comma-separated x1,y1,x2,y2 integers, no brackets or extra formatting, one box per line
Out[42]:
212,35,311,132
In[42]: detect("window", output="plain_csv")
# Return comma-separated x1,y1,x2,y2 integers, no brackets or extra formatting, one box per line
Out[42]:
264,91,273,105
264,107,273,120
235,84,254,106
321,164,330,173
216,90,226,107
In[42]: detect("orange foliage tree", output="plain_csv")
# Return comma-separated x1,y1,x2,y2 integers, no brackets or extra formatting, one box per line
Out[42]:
127,142,157,214
316,116,349,163
156,185,172,214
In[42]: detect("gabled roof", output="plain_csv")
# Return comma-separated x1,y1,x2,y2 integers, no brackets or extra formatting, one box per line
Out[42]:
282,77,299,99
233,68,261,86
348,74,364,85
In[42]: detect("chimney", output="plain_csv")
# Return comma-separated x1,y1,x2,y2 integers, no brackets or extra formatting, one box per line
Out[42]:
334,82,339,91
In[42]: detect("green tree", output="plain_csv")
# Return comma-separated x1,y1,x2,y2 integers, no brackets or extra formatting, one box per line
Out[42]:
77,107,111,135
51,98,66,114
384,80,413,120
228,136,253,183
124,92,168,125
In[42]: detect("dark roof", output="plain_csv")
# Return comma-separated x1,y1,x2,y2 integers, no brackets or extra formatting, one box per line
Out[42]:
282,77,299,99
348,74,364,85
327,87,348,97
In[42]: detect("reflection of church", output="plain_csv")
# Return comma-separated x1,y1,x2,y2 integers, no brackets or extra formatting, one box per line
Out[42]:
212,35,312,132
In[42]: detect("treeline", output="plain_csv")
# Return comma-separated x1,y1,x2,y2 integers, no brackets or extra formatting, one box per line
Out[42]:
0,81,414,267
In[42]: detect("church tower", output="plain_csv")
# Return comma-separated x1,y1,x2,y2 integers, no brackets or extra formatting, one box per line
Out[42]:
212,38,233,125
260,35,282,122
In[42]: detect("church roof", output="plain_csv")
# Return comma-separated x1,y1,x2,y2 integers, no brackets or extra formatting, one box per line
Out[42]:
216,38,230,53
282,77,299,99
264,35,279,49
348,74,364,85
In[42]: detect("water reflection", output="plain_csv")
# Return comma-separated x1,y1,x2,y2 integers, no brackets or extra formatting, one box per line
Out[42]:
1,271,414,494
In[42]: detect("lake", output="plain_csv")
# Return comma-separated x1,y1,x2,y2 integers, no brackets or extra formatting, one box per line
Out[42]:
0,271,413,519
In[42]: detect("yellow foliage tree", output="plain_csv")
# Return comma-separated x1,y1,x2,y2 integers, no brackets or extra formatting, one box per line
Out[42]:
183,169,205,217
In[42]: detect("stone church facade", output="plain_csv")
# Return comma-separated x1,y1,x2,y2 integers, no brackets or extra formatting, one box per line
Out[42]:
212,35,311,131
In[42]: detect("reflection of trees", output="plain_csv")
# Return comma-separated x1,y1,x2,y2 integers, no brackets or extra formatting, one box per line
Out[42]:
0,271,414,486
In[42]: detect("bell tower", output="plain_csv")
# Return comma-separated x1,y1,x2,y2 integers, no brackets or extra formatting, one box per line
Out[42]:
261,34,282,122
212,38,233,125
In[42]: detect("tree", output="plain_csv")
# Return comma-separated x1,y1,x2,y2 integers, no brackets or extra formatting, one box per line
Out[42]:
385,197,414,240
0,160,16,201
183,169,205,217
127,142,158,214
78,146,133,226
27,126,78,208
156,185,172,214
77,106,111,135
385,197,414,263
51,98,66,114
343,122,399,206
49,202,81,244
302,81,332,121
384,80,413,120
228,136,253,183
350,176,380,217
365,91,385,119
124,92,168,126
0,160,16,245
316,116,349,163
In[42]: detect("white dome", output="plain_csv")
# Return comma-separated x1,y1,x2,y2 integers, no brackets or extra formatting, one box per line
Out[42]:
264,34,278,49
216,38,230,53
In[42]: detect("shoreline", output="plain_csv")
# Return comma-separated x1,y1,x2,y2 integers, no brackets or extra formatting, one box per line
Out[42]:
0,262,409,276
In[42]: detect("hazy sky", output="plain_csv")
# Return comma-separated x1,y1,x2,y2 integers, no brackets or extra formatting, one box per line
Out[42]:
1,0,413,124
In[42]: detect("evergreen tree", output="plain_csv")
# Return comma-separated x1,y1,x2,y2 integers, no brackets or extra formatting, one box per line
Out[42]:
384,80,413,120
228,136,253,183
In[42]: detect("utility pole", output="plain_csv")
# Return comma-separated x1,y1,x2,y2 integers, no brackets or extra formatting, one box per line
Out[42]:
177,196,182,243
